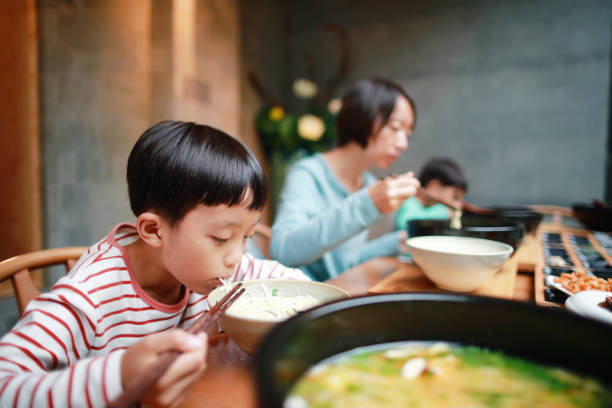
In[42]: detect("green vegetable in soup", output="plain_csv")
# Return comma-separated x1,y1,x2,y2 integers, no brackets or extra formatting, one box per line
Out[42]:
285,342,612,408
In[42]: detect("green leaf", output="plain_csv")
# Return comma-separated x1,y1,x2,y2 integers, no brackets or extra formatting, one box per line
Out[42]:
277,115,299,152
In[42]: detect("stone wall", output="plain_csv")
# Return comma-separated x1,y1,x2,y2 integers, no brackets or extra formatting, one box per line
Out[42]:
287,0,611,206
38,0,240,250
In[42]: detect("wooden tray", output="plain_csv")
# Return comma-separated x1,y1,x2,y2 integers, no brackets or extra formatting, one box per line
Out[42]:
534,226,612,307
514,234,541,273
368,257,518,299
366,207,610,307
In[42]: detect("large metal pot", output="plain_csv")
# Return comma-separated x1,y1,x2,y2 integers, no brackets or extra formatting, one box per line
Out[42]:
254,293,611,407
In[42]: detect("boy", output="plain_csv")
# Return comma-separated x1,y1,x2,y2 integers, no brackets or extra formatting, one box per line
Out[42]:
0,121,308,407
395,157,468,230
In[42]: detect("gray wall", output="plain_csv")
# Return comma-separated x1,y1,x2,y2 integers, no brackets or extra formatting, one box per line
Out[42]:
38,0,241,253
240,0,292,223
36,0,611,250
288,0,611,206
38,0,150,249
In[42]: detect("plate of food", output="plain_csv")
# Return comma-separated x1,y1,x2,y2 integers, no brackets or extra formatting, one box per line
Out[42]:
546,271,612,297
565,290,612,325
545,275,573,296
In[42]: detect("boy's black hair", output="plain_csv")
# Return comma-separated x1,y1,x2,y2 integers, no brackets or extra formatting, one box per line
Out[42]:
127,121,267,225
336,78,417,148
419,157,468,192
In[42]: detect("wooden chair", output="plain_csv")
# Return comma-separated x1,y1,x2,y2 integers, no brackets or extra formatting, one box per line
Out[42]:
252,224,272,259
0,247,88,315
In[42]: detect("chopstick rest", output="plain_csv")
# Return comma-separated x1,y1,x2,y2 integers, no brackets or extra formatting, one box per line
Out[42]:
109,283,245,408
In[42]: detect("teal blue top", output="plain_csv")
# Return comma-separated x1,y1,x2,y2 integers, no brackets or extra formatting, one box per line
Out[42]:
395,196,451,231
270,153,402,281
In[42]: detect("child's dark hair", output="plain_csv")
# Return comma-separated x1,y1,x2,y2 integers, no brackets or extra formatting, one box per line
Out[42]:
419,157,468,192
127,121,267,225
336,78,417,148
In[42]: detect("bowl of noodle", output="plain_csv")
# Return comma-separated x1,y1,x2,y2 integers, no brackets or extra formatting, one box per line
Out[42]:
207,279,349,354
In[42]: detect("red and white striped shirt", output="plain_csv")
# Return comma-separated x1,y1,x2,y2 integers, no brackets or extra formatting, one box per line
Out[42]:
0,223,308,407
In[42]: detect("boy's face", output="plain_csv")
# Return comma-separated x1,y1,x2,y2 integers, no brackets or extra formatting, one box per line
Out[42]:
159,203,260,294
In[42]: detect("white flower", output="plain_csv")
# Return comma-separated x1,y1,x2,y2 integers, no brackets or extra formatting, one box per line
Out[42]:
327,98,342,114
293,78,318,99
297,115,326,141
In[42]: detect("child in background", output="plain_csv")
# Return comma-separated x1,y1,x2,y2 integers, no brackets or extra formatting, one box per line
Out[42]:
0,121,308,407
395,157,468,231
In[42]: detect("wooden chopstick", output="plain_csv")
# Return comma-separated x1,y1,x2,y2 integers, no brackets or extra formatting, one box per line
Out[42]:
109,283,245,408
418,187,493,215
418,187,459,210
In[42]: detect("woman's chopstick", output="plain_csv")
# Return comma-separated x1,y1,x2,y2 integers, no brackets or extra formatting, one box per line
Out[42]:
109,282,245,408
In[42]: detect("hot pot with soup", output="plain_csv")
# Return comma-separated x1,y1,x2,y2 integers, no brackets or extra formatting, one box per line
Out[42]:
254,293,612,408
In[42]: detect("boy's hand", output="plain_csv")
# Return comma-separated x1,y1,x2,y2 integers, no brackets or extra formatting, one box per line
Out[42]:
368,171,420,214
121,329,207,407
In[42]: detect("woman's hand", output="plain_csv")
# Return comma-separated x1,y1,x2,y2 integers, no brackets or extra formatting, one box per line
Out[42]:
398,230,410,253
368,171,420,214
121,329,208,408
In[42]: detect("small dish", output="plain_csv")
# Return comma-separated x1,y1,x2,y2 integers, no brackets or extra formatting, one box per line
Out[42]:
565,290,612,325
545,275,574,296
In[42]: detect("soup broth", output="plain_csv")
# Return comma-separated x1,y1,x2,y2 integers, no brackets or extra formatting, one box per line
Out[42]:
285,342,611,408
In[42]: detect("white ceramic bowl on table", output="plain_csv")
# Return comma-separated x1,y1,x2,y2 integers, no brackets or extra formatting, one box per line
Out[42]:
406,235,514,292
565,290,612,325
207,279,349,354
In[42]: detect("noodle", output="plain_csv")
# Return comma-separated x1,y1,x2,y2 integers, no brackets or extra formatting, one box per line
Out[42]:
450,209,462,230
286,342,612,408
218,279,319,321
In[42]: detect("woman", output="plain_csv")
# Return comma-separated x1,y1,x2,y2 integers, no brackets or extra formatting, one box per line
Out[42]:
270,78,420,281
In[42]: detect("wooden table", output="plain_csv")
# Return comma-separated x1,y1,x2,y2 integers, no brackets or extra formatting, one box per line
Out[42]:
368,257,520,299
180,248,537,407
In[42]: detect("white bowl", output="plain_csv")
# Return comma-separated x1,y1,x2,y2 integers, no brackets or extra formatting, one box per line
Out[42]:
207,279,349,354
565,290,612,325
406,235,514,292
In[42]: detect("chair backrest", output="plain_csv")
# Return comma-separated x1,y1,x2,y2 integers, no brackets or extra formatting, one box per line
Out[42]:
252,224,272,259
0,247,88,315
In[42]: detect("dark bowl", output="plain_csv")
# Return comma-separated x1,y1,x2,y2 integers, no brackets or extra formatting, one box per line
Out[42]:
572,202,612,231
466,205,543,233
254,293,612,407
407,215,525,250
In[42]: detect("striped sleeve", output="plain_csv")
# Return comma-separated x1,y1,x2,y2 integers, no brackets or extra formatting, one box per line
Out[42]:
230,252,311,282
0,284,124,407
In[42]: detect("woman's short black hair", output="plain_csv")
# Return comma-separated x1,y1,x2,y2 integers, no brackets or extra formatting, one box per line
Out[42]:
127,121,267,226
419,157,468,192
336,78,417,148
